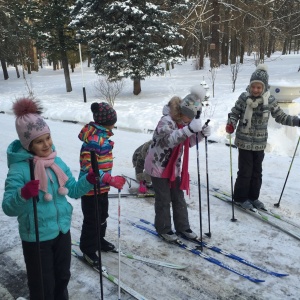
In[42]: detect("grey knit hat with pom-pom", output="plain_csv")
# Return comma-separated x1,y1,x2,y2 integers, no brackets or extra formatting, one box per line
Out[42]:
250,64,269,92
180,85,206,119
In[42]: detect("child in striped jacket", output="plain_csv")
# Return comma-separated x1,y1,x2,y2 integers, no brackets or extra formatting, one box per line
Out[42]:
78,102,125,266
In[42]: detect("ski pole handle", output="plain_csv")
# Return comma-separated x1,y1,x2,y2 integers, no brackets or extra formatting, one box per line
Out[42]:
90,150,100,178
205,119,210,126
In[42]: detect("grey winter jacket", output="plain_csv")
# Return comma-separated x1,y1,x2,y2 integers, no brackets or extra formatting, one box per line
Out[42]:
132,140,152,175
229,91,299,151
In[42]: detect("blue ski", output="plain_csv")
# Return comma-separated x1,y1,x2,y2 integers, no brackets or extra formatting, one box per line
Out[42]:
127,219,264,283
138,219,288,277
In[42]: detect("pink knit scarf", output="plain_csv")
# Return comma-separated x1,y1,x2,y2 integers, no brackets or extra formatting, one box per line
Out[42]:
33,151,69,201
161,125,190,195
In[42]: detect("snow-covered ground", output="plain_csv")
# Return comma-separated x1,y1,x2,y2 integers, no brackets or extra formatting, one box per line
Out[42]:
1,53,300,300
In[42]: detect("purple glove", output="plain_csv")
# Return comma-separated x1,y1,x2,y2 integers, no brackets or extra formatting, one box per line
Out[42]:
21,180,39,200
102,173,126,190
86,169,98,184
138,181,147,194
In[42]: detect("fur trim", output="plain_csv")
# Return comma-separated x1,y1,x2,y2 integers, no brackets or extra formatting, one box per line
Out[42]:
13,98,42,117
168,96,182,122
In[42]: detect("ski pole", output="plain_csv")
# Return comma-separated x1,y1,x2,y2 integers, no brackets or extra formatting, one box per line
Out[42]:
90,151,104,300
195,110,203,250
203,119,212,238
274,136,300,208
118,189,121,300
229,125,237,222
29,158,45,300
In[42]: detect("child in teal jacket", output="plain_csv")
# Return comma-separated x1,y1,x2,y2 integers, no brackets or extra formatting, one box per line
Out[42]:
2,98,96,300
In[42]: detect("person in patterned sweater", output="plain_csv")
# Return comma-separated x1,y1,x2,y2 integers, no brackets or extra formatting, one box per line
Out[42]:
226,64,300,210
78,102,125,266
144,86,211,242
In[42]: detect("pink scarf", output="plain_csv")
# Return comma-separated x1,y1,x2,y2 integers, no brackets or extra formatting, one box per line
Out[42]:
33,151,69,201
161,125,190,195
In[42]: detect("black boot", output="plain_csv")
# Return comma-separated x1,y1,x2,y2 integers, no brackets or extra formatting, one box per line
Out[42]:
101,238,115,252
83,252,99,267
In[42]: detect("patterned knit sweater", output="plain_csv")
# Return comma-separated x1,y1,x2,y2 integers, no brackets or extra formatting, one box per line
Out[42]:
78,122,114,195
229,91,299,151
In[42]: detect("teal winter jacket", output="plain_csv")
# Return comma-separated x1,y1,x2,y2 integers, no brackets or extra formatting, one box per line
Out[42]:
2,140,93,242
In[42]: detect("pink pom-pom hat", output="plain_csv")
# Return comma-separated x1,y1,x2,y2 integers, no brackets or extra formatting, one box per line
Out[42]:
12,98,50,151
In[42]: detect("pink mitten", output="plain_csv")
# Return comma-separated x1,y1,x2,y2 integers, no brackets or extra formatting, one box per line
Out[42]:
138,181,147,194
21,180,39,200
102,173,126,190
86,169,97,184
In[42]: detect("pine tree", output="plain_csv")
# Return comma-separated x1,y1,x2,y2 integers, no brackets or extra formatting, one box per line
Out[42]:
71,0,183,95
27,0,77,92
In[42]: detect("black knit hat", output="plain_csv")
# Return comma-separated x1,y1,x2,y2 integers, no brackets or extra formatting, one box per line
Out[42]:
91,102,117,126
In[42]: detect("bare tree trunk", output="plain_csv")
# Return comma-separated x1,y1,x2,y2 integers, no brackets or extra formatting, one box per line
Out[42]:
267,33,273,58
1,60,9,80
30,40,39,72
210,0,220,68
61,51,72,92
27,63,31,74
230,33,237,64
14,63,20,78
199,37,204,69
221,6,229,65
133,78,141,95
240,44,244,63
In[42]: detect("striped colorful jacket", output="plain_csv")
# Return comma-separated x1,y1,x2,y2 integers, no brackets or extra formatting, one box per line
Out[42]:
78,122,114,195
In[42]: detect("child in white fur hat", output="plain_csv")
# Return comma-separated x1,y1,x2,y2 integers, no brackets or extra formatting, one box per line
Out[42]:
226,64,300,210
144,86,211,242
2,97,97,300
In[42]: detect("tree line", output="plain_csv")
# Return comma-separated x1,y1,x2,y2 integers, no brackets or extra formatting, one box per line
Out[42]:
0,0,299,95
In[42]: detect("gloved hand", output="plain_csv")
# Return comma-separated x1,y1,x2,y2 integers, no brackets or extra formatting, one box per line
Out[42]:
201,125,211,137
188,118,202,133
138,181,147,194
226,123,234,134
102,173,126,190
86,169,98,184
21,180,39,200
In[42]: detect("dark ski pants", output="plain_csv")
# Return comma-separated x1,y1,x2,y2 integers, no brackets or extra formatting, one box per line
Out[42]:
22,231,71,300
151,176,190,234
80,193,109,255
234,149,265,203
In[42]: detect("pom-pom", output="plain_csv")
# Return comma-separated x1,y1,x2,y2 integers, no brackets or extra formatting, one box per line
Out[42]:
58,187,68,195
44,193,53,201
190,85,206,102
256,64,268,72
91,102,99,113
13,98,42,117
